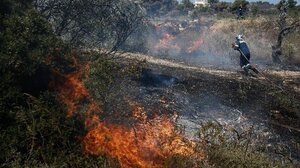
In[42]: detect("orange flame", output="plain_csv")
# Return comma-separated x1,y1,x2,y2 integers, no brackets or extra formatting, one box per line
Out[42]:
154,33,180,50
82,107,199,168
48,56,100,117
49,71,89,116
187,34,204,53
50,56,202,167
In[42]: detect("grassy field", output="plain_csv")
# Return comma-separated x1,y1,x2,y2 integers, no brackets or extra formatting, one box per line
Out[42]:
198,16,300,65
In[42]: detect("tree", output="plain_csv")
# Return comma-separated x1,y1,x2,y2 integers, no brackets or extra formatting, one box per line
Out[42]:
141,0,178,16
276,0,297,9
208,0,219,5
250,4,259,16
33,0,144,53
287,0,297,8
181,0,194,10
0,1,60,108
231,0,249,11
272,0,300,63
212,2,229,12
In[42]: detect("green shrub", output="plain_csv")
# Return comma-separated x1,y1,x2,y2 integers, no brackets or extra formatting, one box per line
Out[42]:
0,6,61,108
209,147,294,168
85,55,142,113
196,121,296,168
164,154,200,168
0,93,119,167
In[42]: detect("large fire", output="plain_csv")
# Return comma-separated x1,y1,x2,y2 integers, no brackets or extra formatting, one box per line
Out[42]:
50,56,202,167
83,105,199,168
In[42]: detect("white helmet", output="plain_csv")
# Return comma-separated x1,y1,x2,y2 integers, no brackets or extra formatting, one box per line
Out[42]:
236,34,243,40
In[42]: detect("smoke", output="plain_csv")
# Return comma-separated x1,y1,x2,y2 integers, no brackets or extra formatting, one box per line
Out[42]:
139,17,275,69
142,19,234,69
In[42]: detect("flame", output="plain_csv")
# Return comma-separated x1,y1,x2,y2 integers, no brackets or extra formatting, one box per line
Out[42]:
187,34,204,53
48,56,99,117
50,56,203,167
49,71,89,116
154,33,180,50
82,106,200,168
153,31,205,55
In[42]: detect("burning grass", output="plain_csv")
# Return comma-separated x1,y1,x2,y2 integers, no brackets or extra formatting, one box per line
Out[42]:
147,16,300,66
151,24,205,56
50,55,203,167
82,109,202,168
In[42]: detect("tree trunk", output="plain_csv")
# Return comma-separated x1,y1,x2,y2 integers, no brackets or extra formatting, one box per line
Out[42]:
271,45,282,64
272,6,287,64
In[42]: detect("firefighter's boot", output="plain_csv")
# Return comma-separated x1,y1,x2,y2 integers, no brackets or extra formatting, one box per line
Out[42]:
242,64,250,76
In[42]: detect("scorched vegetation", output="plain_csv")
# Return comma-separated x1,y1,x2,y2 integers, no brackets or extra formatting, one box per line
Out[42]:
0,0,300,168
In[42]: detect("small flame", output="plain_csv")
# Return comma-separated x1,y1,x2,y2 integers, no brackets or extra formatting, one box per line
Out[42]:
49,56,99,117
49,71,90,116
154,33,180,50
187,34,204,53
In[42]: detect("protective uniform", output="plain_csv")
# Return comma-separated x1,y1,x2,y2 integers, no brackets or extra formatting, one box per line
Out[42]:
237,6,243,19
233,35,258,75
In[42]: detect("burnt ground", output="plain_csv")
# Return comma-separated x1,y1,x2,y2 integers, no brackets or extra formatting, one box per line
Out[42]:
118,52,300,161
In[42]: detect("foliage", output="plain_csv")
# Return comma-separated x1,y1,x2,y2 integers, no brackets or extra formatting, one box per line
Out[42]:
34,0,144,51
282,32,300,65
120,19,151,53
272,0,300,64
268,90,300,119
250,4,259,16
190,7,211,19
208,0,219,4
0,93,120,167
209,147,294,168
85,54,142,113
213,2,230,12
196,122,296,168
0,1,127,167
141,0,178,16
178,0,194,10
0,1,61,109
276,0,297,10
231,0,249,12
164,154,200,168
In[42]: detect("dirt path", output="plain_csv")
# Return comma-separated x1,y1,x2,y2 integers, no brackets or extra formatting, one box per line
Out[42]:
122,52,300,92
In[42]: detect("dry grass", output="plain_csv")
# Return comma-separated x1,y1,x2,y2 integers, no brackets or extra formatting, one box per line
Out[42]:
199,16,299,65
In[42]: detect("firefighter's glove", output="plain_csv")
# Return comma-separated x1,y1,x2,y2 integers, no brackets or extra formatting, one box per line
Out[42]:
232,43,238,50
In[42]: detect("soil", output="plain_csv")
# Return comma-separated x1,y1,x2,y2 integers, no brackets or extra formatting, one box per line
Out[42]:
119,52,300,160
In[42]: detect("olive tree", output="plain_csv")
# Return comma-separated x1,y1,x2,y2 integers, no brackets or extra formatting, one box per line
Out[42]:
272,0,299,63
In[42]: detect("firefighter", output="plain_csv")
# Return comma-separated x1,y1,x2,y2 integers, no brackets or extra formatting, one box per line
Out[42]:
237,5,243,19
232,34,259,76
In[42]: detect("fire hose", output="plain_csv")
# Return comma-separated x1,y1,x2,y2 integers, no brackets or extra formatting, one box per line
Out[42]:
232,45,284,91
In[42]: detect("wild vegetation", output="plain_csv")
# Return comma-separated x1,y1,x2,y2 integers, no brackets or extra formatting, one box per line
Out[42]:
0,0,140,167
0,0,299,167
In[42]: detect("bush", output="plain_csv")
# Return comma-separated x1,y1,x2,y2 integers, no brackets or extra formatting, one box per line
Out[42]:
85,54,142,114
1,93,75,166
196,121,296,168
0,6,61,108
164,154,200,168
0,2,120,167
0,93,119,167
